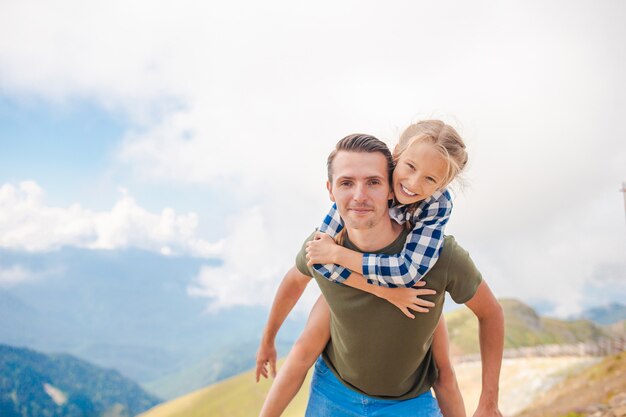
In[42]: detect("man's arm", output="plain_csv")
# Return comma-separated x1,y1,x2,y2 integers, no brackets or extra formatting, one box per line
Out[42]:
256,266,312,382
464,281,504,417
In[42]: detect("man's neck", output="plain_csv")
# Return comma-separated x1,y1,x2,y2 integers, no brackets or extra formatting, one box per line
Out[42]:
346,217,403,252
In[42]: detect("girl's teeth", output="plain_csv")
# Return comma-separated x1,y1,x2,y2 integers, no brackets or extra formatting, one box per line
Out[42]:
402,185,416,196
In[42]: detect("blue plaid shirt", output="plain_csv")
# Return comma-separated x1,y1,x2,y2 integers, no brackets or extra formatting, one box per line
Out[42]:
314,189,452,287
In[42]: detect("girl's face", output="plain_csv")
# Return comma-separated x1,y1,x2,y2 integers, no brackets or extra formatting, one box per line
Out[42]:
392,141,448,205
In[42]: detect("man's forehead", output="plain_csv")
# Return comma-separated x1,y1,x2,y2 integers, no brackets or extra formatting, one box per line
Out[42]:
332,151,389,180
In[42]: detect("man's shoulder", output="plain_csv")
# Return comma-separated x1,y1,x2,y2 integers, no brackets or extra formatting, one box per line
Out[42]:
437,235,475,270
439,235,483,304
441,235,465,256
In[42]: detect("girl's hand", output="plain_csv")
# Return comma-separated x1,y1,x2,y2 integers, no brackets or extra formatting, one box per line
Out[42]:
375,281,436,319
306,232,339,266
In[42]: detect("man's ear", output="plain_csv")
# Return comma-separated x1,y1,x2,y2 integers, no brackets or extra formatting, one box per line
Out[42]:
326,180,335,202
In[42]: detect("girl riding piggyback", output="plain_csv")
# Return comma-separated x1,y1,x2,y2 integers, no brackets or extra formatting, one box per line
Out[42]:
306,119,468,319
258,120,471,417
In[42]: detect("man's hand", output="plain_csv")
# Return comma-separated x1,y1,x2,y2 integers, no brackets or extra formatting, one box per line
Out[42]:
465,281,504,417
472,401,503,417
255,340,277,382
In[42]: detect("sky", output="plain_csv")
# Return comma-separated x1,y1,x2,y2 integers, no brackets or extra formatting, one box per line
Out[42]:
0,0,625,317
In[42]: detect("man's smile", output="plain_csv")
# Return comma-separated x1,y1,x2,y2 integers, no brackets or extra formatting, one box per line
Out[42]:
347,205,375,215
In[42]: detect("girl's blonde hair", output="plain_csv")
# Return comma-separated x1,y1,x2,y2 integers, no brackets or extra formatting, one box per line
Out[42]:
394,120,468,188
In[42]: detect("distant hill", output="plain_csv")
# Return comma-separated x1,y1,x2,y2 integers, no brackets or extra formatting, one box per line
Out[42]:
144,339,298,400
0,248,307,386
145,298,611,401
581,303,626,325
603,319,626,338
446,298,608,354
138,350,611,417
515,352,626,417
0,344,160,417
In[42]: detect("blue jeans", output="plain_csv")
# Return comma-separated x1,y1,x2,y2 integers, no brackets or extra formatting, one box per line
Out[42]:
305,356,443,417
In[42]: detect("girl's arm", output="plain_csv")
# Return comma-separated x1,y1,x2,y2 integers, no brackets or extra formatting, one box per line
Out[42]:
259,296,330,417
306,236,437,318
311,203,353,283
343,273,436,319
309,189,453,288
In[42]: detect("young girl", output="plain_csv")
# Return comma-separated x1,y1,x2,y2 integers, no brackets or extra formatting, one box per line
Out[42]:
258,120,469,417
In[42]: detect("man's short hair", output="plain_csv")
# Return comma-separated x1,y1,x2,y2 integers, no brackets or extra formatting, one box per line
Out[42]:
327,134,394,183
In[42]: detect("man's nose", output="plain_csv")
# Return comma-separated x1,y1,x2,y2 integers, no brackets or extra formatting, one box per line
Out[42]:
353,183,368,201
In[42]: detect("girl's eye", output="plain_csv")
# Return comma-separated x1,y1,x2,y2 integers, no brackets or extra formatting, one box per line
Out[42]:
426,177,436,184
406,162,415,171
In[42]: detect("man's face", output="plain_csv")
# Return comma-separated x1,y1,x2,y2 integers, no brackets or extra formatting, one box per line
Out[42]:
327,151,393,230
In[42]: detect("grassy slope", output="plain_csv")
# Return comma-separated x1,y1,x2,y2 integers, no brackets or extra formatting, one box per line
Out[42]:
139,299,613,417
447,299,607,354
139,355,609,417
514,352,626,417
137,359,311,417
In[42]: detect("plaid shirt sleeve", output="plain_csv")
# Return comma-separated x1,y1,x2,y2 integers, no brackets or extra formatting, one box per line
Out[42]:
361,189,453,287
312,203,353,283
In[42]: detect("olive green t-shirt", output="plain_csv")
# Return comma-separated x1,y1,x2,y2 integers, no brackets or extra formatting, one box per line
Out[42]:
296,229,482,400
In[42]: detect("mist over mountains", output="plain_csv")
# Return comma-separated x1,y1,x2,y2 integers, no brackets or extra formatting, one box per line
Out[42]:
0,248,306,389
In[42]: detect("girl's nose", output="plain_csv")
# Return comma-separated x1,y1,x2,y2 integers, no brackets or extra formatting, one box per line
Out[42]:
409,176,422,193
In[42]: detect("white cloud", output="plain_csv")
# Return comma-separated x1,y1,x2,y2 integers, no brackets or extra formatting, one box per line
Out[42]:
0,264,63,287
0,265,35,287
0,1,625,315
0,181,223,257
187,204,322,313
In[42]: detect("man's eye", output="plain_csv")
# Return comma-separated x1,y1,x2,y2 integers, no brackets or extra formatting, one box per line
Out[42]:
340,182,352,187
369,180,381,186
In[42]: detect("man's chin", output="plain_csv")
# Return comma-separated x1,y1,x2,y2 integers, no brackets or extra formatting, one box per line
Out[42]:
345,219,376,230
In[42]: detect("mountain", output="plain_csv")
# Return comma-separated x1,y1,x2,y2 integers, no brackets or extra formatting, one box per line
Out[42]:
0,248,307,387
0,344,160,417
446,298,608,354
581,303,626,325
146,298,610,400
143,338,299,400
137,349,615,417
136,299,620,417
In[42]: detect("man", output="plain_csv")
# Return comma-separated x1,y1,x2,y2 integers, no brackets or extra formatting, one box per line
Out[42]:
256,134,504,416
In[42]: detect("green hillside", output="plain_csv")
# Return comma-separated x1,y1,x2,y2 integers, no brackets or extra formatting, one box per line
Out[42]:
0,344,160,417
140,298,612,417
138,359,310,417
447,298,607,354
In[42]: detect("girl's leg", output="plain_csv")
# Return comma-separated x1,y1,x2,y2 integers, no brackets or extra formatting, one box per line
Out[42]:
259,295,330,417
432,315,466,417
